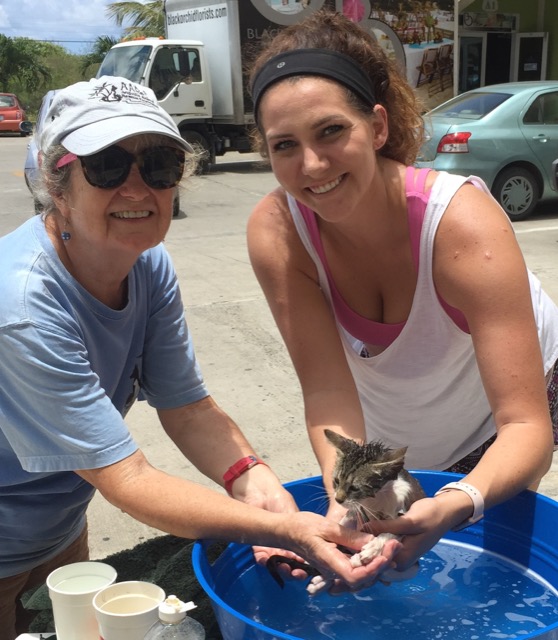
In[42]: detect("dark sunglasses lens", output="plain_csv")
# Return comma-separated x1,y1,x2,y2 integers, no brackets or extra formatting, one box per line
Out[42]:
141,147,185,189
81,147,130,188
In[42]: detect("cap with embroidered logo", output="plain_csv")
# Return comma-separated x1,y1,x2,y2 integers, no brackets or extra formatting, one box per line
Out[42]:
40,76,193,156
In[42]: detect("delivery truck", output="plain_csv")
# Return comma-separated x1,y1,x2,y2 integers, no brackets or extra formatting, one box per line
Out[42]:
97,0,341,171
96,0,459,171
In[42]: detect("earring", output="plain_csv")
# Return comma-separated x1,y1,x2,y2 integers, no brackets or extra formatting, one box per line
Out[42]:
61,218,71,242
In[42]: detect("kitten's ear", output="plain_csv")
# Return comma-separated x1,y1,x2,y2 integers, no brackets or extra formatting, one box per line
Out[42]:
324,429,354,454
389,446,408,467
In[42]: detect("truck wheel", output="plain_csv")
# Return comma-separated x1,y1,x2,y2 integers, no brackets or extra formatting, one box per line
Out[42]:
172,193,180,218
184,131,212,174
491,166,539,221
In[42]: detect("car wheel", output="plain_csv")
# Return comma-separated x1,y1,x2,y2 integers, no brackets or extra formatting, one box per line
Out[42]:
491,167,539,222
183,131,212,174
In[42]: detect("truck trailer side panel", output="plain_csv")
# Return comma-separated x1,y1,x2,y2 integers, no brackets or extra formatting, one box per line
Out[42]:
166,2,238,119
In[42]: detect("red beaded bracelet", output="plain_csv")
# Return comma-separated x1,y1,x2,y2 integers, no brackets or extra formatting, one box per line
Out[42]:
223,455,267,495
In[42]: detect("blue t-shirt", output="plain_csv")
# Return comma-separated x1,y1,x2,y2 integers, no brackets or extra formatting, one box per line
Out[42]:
0,216,208,577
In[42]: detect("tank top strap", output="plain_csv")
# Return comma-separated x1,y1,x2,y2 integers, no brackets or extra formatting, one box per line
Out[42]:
406,166,431,272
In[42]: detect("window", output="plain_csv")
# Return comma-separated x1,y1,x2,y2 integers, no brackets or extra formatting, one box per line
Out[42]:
149,47,202,99
431,92,511,120
98,46,151,84
524,92,558,125
0,95,16,108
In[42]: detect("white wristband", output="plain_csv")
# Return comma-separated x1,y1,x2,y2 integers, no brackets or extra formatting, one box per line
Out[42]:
434,481,484,531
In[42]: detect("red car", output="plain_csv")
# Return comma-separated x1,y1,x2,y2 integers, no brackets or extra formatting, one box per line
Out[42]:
0,93,32,136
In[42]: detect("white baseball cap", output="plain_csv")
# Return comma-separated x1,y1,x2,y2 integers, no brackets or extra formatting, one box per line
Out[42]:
40,76,193,156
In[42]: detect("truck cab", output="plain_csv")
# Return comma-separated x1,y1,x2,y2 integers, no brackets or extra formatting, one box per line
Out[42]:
97,39,217,169
98,39,212,120
97,1,271,169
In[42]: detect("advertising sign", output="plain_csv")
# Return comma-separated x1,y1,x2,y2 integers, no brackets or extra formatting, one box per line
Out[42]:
246,1,456,109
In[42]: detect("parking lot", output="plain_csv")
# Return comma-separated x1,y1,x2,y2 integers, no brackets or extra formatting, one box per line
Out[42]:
2,134,558,559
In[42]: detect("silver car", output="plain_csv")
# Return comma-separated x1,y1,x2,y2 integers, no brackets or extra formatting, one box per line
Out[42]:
416,81,558,221
24,89,58,211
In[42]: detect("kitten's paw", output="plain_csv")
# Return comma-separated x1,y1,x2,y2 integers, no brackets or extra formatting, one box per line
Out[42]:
350,533,399,567
306,574,332,595
350,552,364,568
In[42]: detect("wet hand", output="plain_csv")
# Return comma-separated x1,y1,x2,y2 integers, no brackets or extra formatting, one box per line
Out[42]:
246,477,303,581
253,546,311,583
230,464,299,514
362,497,449,572
322,537,402,594
286,512,403,592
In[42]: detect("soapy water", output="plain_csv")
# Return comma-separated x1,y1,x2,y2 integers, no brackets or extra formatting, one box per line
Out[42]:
219,541,558,639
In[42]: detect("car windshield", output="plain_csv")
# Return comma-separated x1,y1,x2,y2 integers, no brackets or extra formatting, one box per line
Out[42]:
430,92,511,120
0,95,16,108
97,45,152,84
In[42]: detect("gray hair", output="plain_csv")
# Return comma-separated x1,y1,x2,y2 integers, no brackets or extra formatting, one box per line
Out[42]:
32,145,72,217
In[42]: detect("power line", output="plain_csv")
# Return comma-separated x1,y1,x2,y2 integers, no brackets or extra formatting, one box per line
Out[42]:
40,40,97,43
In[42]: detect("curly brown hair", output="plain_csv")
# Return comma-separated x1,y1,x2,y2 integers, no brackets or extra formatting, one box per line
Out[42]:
248,10,425,166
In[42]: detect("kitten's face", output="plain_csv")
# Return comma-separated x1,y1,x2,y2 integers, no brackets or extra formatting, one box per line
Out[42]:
325,429,407,505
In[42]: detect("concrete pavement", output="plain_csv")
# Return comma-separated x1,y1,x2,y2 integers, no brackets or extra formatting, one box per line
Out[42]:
87,154,558,559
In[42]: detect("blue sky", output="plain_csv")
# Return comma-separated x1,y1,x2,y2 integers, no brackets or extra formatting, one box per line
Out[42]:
0,0,127,54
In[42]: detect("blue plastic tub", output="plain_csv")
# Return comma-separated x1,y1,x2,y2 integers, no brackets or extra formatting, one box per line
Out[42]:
193,472,558,639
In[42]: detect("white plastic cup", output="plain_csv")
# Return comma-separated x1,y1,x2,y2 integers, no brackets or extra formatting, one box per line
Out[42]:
93,580,166,640
46,561,117,640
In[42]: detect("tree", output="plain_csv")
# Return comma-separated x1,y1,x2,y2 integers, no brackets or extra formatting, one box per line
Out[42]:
0,35,51,93
80,36,119,78
105,1,165,39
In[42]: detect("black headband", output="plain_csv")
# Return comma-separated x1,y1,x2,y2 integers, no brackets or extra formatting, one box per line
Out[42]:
251,48,376,126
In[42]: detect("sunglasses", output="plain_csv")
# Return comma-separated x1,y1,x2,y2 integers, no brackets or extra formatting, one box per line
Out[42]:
56,145,186,190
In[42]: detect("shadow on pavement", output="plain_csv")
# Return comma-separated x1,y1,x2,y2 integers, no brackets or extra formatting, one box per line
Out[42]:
210,159,271,174
530,197,558,221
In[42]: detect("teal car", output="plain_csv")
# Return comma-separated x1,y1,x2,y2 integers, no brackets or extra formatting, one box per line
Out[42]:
416,81,558,221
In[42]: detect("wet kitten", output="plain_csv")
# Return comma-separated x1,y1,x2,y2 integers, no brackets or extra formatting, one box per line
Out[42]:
306,429,426,594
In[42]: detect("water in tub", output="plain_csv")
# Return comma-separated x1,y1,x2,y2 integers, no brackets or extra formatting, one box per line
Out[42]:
222,540,558,639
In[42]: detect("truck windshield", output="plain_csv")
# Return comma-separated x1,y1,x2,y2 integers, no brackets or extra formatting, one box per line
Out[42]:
97,45,152,84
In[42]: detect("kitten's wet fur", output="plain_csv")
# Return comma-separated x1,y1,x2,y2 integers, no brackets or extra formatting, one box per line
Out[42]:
309,430,425,594
266,430,425,593
326,429,424,526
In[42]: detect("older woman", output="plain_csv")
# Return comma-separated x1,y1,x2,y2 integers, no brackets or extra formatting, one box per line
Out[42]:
0,76,386,640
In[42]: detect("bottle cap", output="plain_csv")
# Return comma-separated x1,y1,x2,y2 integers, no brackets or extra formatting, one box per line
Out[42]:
158,595,197,624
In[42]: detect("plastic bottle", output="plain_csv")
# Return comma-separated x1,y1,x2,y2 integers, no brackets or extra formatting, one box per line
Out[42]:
144,595,206,640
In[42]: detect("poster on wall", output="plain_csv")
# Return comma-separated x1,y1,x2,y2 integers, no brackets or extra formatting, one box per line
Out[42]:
341,1,456,110
245,0,456,110
248,0,334,23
